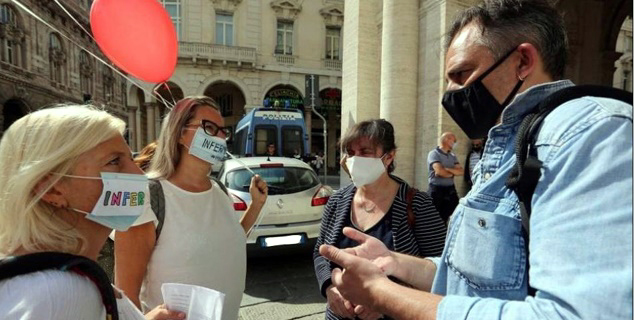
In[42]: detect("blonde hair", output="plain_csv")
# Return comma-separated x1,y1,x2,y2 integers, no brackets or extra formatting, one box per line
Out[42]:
0,105,126,256
148,96,220,179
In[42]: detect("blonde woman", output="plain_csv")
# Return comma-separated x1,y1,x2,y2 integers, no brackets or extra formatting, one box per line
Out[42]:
115,96,268,320
0,105,184,320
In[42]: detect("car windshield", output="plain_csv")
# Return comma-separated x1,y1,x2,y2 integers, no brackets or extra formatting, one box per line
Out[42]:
225,166,320,195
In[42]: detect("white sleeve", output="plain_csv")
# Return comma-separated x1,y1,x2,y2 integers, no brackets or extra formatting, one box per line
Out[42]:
0,270,106,320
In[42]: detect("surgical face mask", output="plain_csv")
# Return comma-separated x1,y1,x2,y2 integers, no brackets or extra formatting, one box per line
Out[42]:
441,47,524,139
345,154,387,188
57,172,148,231
451,141,458,150
185,127,227,166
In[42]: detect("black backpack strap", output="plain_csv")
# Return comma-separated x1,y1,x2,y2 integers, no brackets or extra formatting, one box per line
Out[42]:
405,186,417,229
0,252,119,320
149,179,166,241
506,85,633,296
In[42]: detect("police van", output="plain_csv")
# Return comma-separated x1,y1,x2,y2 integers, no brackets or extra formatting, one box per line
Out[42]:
232,107,309,158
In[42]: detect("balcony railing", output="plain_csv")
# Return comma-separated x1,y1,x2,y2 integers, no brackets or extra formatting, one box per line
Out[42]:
274,54,296,65
179,42,257,65
324,59,342,70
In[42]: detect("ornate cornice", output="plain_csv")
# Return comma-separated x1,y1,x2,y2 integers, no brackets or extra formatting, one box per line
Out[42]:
320,4,344,27
211,0,243,13
270,0,302,21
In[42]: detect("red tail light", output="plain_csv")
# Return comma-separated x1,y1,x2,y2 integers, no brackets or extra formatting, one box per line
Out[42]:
312,185,334,206
231,193,248,211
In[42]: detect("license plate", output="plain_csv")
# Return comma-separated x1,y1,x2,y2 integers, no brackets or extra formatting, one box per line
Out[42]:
260,234,305,248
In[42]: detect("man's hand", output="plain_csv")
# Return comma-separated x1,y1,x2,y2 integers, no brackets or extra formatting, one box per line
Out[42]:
354,305,383,320
340,227,399,276
326,285,356,318
319,243,389,308
249,174,268,208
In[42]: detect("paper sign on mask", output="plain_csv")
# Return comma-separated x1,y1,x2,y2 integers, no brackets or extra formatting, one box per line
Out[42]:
188,127,227,166
84,172,148,231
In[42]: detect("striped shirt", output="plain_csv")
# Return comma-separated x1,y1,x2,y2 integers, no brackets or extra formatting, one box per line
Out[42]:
313,176,447,319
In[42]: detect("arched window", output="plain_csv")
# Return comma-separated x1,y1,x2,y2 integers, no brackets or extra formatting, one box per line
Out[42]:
0,4,24,67
79,50,93,95
49,33,65,83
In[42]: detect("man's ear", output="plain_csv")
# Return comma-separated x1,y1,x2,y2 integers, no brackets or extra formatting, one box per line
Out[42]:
516,43,538,80
35,175,68,209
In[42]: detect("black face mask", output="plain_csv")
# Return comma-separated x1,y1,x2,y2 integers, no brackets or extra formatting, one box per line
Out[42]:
442,48,524,139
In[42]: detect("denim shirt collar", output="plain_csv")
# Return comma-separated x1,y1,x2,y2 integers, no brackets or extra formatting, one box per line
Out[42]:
501,79,575,124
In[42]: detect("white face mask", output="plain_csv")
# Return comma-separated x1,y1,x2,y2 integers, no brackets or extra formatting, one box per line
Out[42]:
184,127,228,166
345,154,387,188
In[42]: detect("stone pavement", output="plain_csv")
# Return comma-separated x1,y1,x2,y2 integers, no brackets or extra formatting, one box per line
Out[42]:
239,250,326,320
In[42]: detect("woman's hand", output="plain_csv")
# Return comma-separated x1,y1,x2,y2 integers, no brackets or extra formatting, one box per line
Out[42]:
249,174,268,208
144,304,186,320
326,285,356,318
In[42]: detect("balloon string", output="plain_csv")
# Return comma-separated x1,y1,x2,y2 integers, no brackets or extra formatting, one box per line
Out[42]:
153,83,175,110
164,82,178,106
11,0,170,109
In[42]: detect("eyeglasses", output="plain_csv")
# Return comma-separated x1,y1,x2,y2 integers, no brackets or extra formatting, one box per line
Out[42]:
185,119,232,140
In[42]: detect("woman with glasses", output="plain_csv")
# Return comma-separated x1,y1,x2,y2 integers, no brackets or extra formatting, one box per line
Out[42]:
114,96,268,320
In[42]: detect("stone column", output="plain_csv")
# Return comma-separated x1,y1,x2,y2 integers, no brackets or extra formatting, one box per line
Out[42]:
341,0,381,185
379,0,419,185
145,102,156,143
127,106,138,151
416,0,473,193
135,105,143,151
304,106,312,153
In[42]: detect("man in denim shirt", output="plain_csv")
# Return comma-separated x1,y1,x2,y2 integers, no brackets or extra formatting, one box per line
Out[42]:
319,0,633,319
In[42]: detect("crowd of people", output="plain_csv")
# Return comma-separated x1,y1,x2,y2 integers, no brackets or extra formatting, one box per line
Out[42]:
0,0,631,320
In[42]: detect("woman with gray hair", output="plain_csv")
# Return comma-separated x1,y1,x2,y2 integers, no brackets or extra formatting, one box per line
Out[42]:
313,119,447,320
0,105,184,319
115,96,268,320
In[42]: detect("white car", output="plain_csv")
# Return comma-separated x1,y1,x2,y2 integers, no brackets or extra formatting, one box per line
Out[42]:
217,157,333,253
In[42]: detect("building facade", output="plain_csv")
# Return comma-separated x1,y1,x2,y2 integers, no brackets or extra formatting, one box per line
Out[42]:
0,0,127,137
129,0,344,170
341,0,633,193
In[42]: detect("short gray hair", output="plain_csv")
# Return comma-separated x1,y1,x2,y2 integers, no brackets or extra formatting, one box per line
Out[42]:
446,0,568,79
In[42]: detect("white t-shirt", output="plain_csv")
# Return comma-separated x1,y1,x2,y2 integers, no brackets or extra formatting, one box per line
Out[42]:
140,179,246,320
0,270,145,320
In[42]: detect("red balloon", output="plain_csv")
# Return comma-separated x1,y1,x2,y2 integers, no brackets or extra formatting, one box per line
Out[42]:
90,0,178,83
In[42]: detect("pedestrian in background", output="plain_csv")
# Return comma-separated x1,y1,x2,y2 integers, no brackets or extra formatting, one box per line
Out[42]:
426,132,463,225
134,141,158,172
